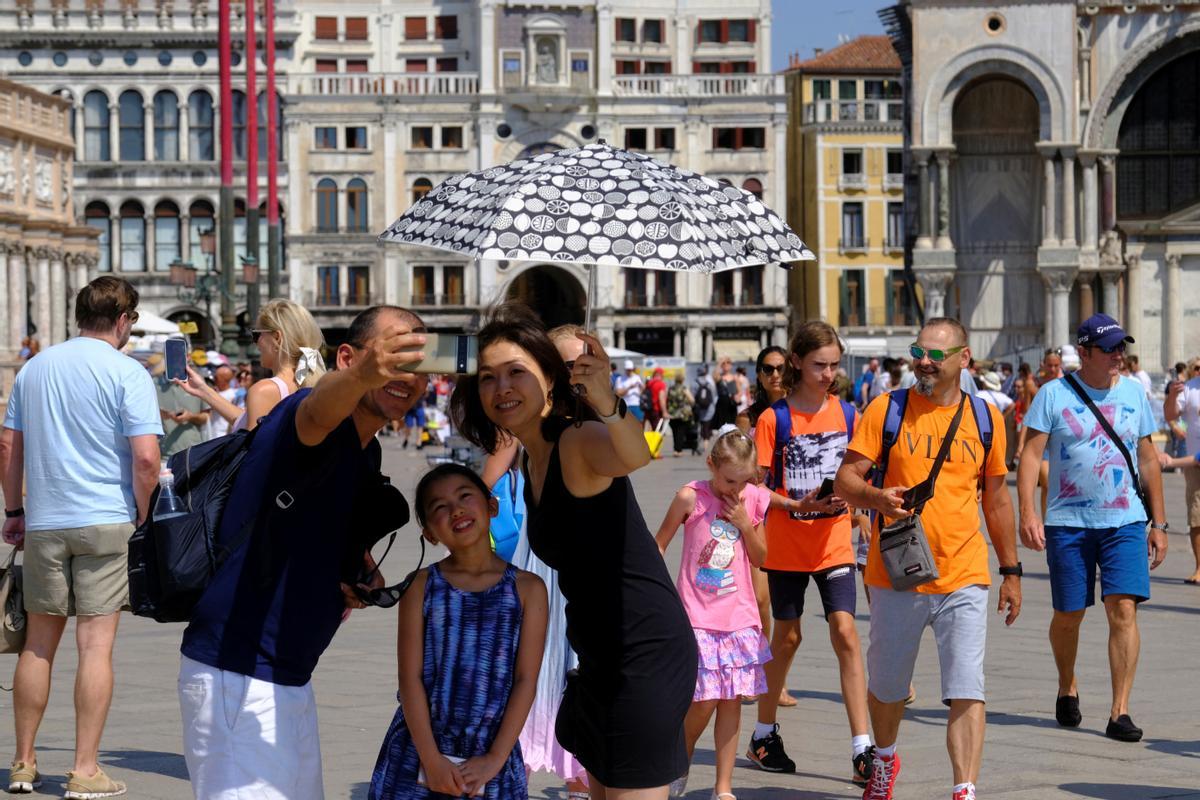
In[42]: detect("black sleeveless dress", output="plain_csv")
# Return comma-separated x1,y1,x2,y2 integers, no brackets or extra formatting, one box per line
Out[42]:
523,436,696,789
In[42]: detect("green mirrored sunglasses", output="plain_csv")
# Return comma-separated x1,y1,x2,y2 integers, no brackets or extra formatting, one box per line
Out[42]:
909,344,966,363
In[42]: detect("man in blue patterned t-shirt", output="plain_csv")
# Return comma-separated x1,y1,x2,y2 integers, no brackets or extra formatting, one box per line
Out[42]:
1017,314,1168,744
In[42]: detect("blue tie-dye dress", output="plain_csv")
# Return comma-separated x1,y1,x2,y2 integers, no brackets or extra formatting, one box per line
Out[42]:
369,562,527,800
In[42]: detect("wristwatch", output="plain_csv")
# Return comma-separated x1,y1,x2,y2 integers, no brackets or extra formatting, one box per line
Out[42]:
4,507,23,519
597,396,628,423
998,562,1023,577
1150,521,1170,532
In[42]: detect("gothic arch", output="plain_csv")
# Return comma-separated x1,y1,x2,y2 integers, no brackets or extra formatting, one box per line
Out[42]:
1085,21,1200,150
921,46,1068,146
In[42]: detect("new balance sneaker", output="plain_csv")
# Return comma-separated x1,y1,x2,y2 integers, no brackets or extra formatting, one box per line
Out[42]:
745,724,796,773
952,783,976,800
63,768,126,799
7,761,42,794
861,750,900,800
852,746,875,786
1105,714,1143,742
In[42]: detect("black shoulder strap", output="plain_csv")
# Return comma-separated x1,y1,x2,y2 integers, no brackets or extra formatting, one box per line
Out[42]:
1063,373,1150,518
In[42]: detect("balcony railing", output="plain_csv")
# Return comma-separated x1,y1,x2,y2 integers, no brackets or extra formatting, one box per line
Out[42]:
740,289,764,306
838,173,867,191
625,291,649,308
410,293,468,307
884,173,905,191
307,291,378,308
838,237,869,255
612,73,785,97
804,99,903,124
290,72,479,97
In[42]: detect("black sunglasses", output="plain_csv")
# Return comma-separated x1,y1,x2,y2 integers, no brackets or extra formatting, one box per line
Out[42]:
759,364,785,375
352,535,425,609
1085,342,1127,355
251,329,270,343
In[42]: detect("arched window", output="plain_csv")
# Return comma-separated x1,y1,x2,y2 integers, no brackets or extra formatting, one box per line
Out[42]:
83,91,110,161
153,91,179,161
316,178,338,232
118,90,144,161
119,200,146,271
188,199,215,262
1118,50,1200,218
741,178,763,200
154,200,180,271
346,178,368,232
231,89,247,160
85,201,111,272
411,177,433,205
256,90,285,159
188,90,214,161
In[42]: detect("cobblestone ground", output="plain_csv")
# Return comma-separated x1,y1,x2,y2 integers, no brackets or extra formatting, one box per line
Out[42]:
3,436,1199,799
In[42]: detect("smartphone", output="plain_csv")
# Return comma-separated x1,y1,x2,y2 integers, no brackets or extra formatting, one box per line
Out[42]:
816,477,835,500
400,333,479,375
164,337,188,382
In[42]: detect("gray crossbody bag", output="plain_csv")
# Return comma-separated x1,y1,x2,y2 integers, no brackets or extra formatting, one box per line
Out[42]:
878,395,968,591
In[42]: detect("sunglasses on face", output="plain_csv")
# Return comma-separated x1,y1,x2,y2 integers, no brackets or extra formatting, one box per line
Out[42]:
251,329,270,344
909,344,966,363
1086,342,1127,355
759,364,785,375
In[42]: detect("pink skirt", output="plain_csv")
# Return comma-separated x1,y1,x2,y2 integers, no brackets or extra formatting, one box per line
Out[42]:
693,626,771,701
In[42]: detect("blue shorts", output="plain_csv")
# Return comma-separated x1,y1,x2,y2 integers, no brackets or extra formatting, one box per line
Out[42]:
1044,522,1150,612
404,406,426,427
628,405,645,422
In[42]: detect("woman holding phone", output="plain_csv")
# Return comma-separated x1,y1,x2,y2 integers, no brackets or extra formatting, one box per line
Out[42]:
452,303,695,800
178,300,326,432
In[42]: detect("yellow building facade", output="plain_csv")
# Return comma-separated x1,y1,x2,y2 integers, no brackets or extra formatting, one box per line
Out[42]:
785,36,919,352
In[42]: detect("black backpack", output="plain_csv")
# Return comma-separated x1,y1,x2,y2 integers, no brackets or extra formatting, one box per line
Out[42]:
695,380,714,410
127,428,261,623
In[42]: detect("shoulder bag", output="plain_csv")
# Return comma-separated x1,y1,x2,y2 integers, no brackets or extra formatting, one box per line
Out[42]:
1063,373,1152,521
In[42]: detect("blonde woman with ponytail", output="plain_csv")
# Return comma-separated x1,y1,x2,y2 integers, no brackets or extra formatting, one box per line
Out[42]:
178,299,326,432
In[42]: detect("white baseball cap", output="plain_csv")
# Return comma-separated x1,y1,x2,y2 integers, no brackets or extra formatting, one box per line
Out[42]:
623,359,635,370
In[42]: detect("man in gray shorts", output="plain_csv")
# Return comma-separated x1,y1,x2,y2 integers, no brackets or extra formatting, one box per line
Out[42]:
836,318,1022,800
3,277,162,797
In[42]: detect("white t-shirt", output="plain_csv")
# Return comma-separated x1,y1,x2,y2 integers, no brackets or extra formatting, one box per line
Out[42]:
616,373,643,408
206,387,239,440
1135,369,1153,397
1173,376,1200,455
978,389,1014,414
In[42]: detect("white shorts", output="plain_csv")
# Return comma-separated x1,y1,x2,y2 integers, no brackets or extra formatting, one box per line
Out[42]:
178,656,324,800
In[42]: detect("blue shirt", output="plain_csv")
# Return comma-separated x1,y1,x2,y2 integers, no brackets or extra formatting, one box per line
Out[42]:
181,390,384,686
1024,375,1156,528
4,337,162,530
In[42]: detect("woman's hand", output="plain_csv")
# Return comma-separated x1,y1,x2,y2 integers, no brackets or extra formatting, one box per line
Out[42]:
459,753,504,796
174,366,211,400
570,332,619,413
421,755,468,796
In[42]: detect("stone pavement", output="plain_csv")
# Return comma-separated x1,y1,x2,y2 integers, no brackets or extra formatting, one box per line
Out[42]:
2,436,1199,799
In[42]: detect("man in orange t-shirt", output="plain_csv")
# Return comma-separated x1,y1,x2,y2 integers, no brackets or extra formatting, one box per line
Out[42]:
835,318,1021,800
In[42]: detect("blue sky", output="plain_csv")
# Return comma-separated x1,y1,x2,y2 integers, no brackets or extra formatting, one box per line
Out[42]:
771,0,889,71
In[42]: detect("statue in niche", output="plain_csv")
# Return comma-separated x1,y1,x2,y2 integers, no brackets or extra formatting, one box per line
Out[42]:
1098,229,1123,271
536,38,558,84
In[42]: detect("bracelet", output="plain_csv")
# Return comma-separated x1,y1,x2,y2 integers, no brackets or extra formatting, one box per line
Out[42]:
4,507,23,519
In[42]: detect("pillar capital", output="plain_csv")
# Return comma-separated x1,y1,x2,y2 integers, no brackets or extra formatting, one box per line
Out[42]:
1077,149,1101,168
911,147,933,165
1036,142,1062,158
1038,265,1079,293
1166,251,1183,270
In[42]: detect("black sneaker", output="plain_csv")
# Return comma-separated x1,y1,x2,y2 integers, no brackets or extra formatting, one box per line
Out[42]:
1105,714,1143,742
1055,694,1082,728
852,746,875,786
745,724,796,773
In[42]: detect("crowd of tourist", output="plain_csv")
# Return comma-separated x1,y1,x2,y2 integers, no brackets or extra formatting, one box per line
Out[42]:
0,275,1191,800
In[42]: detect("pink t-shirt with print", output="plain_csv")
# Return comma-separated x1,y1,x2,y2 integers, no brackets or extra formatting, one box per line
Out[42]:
675,480,771,633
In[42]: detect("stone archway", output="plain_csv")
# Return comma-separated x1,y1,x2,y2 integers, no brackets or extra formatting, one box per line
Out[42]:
950,77,1043,356
504,264,586,328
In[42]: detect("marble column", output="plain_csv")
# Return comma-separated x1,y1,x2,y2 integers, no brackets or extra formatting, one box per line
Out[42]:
1099,269,1120,317
673,328,683,357
916,270,954,318
596,3,614,95
110,213,122,271
935,150,953,250
180,213,191,261
1044,268,1075,348
1077,275,1094,321
144,103,155,161
478,1,496,94
1040,146,1059,246
1099,155,1116,232
144,213,156,272
33,247,51,345
383,119,399,220
49,251,66,344
1079,152,1099,250
1165,253,1182,370
674,17,690,75
108,103,119,161
9,247,27,348
1124,253,1142,354
1042,275,1053,347
1061,149,1077,247
0,242,11,355
914,150,933,250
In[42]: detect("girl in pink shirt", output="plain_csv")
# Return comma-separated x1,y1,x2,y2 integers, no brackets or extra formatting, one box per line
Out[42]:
655,426,771,800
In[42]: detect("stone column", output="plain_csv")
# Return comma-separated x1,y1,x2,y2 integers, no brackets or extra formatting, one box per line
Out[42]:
9,247,27,347
758,13,772,78
935,149,953,250
1077,274,1094,321
109,102,120,161
0,243,11,355
674,17,690,75
180,212,191,261
144,213,156,271
478,1,496,94
1042,275,1053,347
49,251,66,344
1165,252,1182,369
1079,151,1099,250
916,269,954,318
73,102,84,160
673,328,683,357
1099,155,1116,232
144,102,155,161
1124,252,1142,354
383,119,399,220
1042,267,1076,348
914,150,933,250
597,2,614,95
378,13,395,73
1099,269,1121,317
1060,148,1076,247
1039,145,1059,246
33,247,51,345
772,120,787,214
110,212,122,271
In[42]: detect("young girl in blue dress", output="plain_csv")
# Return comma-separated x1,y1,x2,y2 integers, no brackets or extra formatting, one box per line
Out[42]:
370,464,549,800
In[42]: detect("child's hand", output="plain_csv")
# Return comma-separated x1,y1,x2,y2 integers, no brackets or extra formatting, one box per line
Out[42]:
459,753,504,796
422,755,468,796
720,495,752,534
